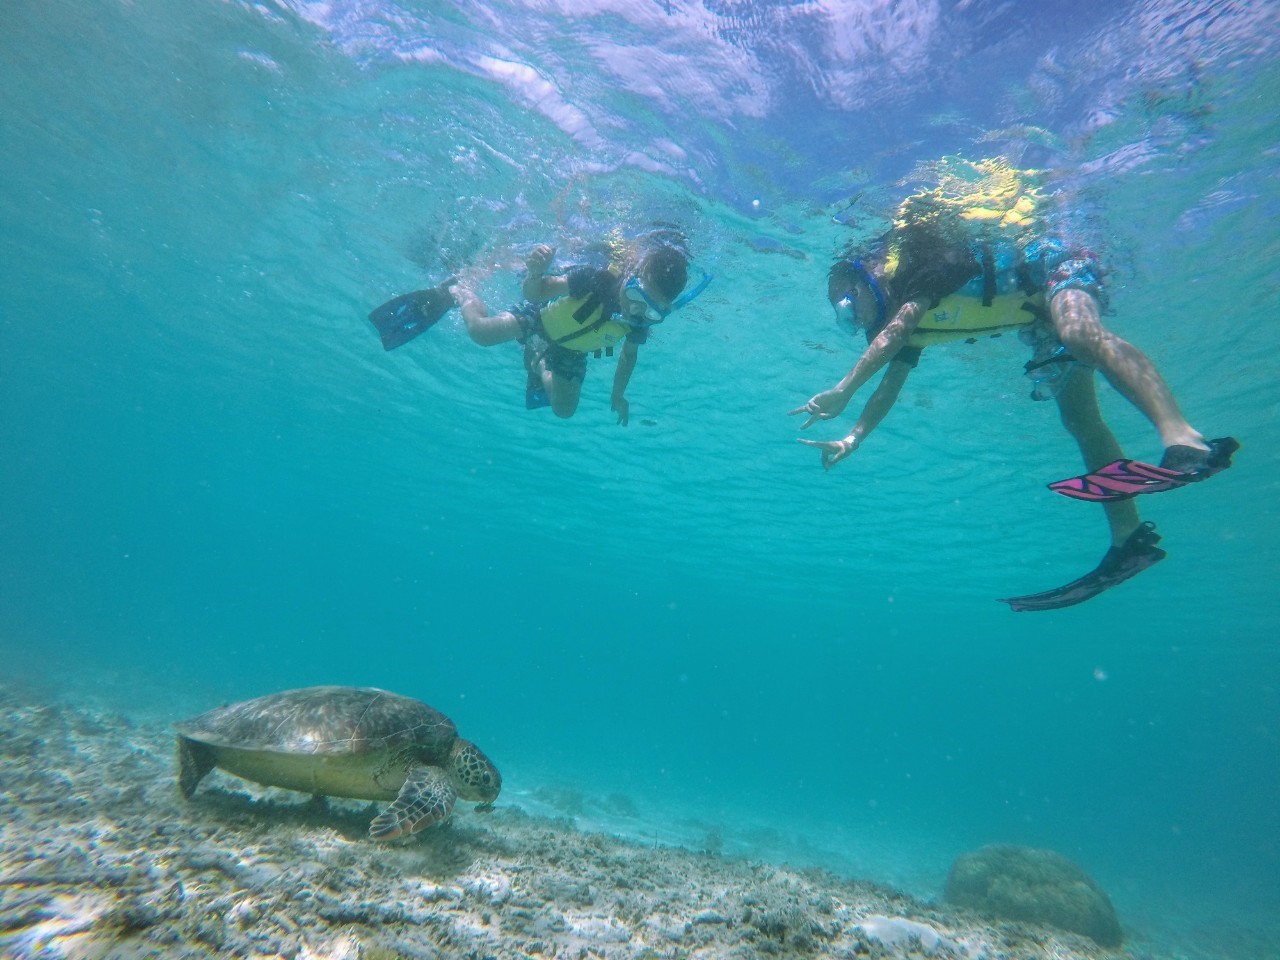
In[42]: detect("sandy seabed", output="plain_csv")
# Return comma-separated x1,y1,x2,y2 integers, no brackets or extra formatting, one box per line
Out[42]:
1,685,1130,960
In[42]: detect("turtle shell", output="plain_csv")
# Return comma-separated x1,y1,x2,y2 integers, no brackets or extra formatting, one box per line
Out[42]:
175,686,458,759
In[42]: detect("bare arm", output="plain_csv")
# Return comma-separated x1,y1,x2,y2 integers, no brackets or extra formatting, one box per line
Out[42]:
790,301,923,428
849,357,912,443
797,359,914,469
611,340,639,425
521,244,567,302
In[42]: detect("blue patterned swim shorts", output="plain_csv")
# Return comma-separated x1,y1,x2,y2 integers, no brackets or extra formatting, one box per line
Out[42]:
1022,237,1109,309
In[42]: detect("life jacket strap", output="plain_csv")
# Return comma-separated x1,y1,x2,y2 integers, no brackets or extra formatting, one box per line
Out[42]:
549,293,608,347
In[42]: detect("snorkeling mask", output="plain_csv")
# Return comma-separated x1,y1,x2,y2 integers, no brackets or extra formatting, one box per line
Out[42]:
623,271,712,325
833,258,887,334
1020,327,1078,401
1024,345,1077,400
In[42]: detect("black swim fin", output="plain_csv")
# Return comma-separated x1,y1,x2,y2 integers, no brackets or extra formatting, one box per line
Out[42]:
999,522,1167,612
368,279,457,351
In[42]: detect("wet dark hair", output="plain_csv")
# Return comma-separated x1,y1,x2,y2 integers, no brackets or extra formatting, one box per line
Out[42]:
642,245,689,301
827,254,889,305
827,258,860,304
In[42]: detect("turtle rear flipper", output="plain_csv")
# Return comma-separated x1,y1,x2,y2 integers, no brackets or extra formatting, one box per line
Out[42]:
368,765,457,841
176,737,217,799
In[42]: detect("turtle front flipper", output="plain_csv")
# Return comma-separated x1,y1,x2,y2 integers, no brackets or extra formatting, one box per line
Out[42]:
368,765,457,840
176,737,217,799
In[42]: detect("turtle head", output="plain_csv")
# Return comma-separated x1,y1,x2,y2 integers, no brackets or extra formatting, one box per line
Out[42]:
449,738,501,803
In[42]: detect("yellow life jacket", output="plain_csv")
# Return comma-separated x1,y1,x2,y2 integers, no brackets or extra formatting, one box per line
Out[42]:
885,167,1044,350
907,289,1042,347
886,157,1048,347
539,293,630,353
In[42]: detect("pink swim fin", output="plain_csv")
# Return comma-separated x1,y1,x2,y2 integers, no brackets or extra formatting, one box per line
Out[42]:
1048,437,1239,503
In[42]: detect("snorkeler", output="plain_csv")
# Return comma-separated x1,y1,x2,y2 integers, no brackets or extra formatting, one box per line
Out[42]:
368,233,709,423
790,157,1238,611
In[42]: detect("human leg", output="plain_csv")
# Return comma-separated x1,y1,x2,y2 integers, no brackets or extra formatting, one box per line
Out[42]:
999,366,1167,611
1054,366,1141,548
1049,288,1207,453
543,371,583,419
530,342,585,419
451,283,526,346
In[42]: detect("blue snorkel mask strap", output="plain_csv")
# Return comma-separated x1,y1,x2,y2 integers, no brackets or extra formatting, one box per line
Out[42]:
671,270,712,310
624,270,713,324
846,257,887,330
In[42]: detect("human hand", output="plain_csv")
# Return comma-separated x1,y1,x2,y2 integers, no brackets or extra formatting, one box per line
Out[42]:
788,387,850,429
797,435,859,470
525,244,556,276
611,396,630,426
448,280,474,309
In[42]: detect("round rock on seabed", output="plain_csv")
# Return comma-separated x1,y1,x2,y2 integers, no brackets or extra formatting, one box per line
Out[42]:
943,843,1123,947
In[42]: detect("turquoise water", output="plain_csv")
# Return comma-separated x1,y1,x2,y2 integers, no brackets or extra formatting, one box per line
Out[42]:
2,0,1278,955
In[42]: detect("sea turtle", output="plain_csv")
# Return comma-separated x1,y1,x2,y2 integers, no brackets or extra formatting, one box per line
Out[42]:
174,685,501,840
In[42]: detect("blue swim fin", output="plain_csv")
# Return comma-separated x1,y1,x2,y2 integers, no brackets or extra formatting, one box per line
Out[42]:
368,279,457,351
522,341,550,410
525,371,550,410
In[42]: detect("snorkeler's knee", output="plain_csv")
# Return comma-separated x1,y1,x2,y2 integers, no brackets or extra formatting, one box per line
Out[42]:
550,400,578,419
545,375,582,419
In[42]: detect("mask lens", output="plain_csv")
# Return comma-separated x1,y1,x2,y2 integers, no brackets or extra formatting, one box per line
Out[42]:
624,279,666,323
833,293,858,331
